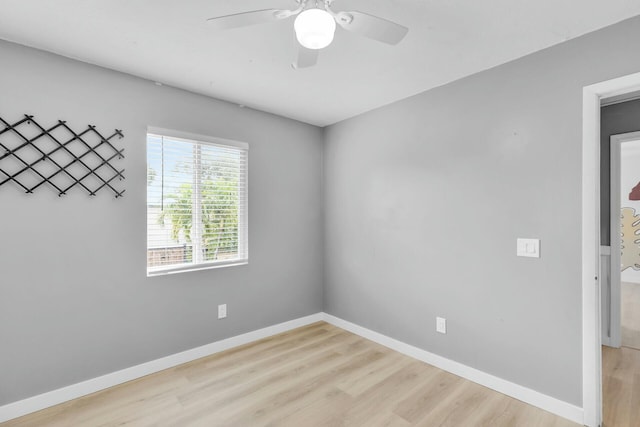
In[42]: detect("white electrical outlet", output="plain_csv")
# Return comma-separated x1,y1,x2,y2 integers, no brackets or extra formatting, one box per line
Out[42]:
436,317,447,334
218,304,227,319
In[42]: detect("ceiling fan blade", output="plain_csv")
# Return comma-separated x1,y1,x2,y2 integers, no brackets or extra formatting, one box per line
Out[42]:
207,9,295,30
292,45,319,69
335,11,408,45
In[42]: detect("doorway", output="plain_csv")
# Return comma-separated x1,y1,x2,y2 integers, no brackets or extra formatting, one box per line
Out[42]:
582,72,640,427
601,97,640,349
600,130,640,426
606,131,640,351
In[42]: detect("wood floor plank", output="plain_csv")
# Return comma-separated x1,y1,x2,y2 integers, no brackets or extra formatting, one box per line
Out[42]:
170,339,382,425
269,387,355,427
630,373,640,425
357,411,412,427
336,362,440,425
176,322,331,381
2,322,586,427
412,380,490,427
176,329,354,406
169,349,349,425
393,369,464,423
335,351,412,397
603,345,640,427
217,349,388,426
461,391,517,427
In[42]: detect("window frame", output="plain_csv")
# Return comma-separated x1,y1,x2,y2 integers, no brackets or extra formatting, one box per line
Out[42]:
146,127,248,277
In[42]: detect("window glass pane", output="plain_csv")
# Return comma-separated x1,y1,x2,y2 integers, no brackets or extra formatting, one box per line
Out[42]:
200,143,241,262
147,132,248,275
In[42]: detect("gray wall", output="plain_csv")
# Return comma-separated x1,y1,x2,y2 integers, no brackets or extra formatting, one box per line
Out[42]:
323,15,640,406
0,40,324,404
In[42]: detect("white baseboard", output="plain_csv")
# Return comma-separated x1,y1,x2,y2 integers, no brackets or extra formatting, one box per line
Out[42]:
0,312,324,423
321,313,584,425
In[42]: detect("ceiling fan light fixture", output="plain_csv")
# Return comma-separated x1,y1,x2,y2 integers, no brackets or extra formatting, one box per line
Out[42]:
294,9,336,50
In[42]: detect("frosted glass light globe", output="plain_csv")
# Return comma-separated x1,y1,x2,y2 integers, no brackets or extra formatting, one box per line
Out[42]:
294,9,336,50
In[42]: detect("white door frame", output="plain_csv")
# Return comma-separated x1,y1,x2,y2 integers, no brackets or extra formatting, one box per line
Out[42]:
582,72,640,427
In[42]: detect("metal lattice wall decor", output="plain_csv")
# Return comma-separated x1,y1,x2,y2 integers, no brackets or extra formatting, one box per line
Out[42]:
0,114,125,198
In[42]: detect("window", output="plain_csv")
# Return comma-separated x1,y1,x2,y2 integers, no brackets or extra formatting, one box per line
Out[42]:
146,128,248,275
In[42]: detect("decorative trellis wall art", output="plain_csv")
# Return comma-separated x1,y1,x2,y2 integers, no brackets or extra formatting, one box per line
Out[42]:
0,114,125,198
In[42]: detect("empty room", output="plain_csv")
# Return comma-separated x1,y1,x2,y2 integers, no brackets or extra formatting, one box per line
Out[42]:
1,1,640,426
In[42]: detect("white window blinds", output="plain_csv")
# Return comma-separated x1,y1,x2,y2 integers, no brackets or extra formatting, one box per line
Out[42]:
147,130,248,275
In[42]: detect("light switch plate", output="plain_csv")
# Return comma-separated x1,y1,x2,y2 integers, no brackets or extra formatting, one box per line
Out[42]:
218,304,227,319
517,238,540,258
436,317,447,334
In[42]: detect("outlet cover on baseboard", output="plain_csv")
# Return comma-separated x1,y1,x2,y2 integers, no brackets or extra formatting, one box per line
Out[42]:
436,317,447,334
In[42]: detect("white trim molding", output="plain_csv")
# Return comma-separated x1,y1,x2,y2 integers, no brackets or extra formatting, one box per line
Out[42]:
322,313,584,425
0,313,324,423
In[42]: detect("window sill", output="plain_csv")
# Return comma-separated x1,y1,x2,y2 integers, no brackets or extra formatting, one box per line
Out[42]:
147,259,248,277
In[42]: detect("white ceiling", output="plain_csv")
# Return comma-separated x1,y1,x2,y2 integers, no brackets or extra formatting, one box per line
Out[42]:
1,1,639,127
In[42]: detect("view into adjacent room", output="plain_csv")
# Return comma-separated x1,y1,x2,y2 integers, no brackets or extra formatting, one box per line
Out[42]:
619,136,640,351
601,98,640,426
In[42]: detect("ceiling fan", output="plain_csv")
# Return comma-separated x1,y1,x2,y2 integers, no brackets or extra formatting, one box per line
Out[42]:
207,0,409,69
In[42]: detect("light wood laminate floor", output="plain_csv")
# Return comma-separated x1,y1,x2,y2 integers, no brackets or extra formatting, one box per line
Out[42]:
602,345,640,427
2,322,581,427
